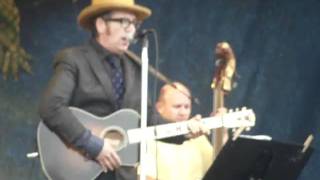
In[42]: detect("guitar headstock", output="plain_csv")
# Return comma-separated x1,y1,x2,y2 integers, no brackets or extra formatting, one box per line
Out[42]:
222,107,256,129
211,42,236,93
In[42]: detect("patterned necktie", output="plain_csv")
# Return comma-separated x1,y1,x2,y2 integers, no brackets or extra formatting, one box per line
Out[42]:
107,56,125,108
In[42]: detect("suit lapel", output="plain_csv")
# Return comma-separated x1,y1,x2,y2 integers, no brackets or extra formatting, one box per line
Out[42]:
83,44,117,104
81,43,142,109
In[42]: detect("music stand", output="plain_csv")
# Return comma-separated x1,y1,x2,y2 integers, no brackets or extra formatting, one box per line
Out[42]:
203,136,313,180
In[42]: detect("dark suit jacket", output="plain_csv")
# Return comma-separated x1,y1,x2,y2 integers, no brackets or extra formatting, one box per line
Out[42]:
39,40,142,145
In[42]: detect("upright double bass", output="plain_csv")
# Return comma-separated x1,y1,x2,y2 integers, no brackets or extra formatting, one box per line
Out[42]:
211,42,236,156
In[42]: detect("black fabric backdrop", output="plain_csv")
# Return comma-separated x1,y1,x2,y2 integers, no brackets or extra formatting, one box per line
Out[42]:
0,0,319,179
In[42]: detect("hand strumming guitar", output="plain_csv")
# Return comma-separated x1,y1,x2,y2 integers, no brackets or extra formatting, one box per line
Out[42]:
96,139,121,172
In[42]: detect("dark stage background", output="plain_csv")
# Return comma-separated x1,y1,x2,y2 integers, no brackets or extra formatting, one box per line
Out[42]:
1,0,319,179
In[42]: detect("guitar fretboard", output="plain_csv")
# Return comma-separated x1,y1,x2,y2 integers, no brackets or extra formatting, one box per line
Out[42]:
127,111,254,144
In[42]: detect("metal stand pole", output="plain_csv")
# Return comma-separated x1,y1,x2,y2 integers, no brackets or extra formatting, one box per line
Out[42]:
139,37,149,180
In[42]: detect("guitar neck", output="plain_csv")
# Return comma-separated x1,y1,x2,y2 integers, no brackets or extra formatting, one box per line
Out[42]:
127,116,223,144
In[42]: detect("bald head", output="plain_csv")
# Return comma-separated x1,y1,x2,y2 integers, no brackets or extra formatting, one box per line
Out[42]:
156,82,192,122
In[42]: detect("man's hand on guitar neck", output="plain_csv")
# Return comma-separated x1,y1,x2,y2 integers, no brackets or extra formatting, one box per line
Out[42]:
186,114,210,139
186,107,227,139
96,139,121,172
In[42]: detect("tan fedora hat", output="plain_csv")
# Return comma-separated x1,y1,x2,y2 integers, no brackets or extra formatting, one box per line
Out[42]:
78,0,152,30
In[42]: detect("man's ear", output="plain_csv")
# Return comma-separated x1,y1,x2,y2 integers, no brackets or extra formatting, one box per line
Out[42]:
155,101,162,113
95,17,107,34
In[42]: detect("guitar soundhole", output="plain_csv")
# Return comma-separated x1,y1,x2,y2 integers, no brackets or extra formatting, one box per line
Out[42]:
101,127,127,151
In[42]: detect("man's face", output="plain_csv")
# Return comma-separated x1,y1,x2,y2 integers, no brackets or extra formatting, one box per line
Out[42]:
97,11,138,54
157,90,192,123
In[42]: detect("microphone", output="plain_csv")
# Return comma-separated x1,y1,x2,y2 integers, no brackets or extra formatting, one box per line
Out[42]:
135,29,153,39
130,29,154,43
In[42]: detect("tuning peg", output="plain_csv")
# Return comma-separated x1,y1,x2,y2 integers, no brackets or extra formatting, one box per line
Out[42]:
241,107,247,110
235,107,239,112
245,127,251,131
228,109,234,113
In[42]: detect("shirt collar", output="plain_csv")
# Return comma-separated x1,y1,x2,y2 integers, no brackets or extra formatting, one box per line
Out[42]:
90,38,112,60
90,38,125,61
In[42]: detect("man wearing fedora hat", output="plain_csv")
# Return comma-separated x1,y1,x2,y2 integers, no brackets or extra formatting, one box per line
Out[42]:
39,0,152,179
39,0,212,179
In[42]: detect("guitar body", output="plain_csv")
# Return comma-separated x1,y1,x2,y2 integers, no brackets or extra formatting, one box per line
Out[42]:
37,107,140,180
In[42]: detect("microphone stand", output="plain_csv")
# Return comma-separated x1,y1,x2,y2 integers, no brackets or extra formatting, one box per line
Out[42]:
139,35,149,180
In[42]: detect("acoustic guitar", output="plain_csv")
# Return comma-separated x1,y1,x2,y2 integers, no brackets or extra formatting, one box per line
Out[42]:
37,107,255,180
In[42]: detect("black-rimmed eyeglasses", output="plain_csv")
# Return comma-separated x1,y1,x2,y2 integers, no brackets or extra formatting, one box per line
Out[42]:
103,18,141,30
